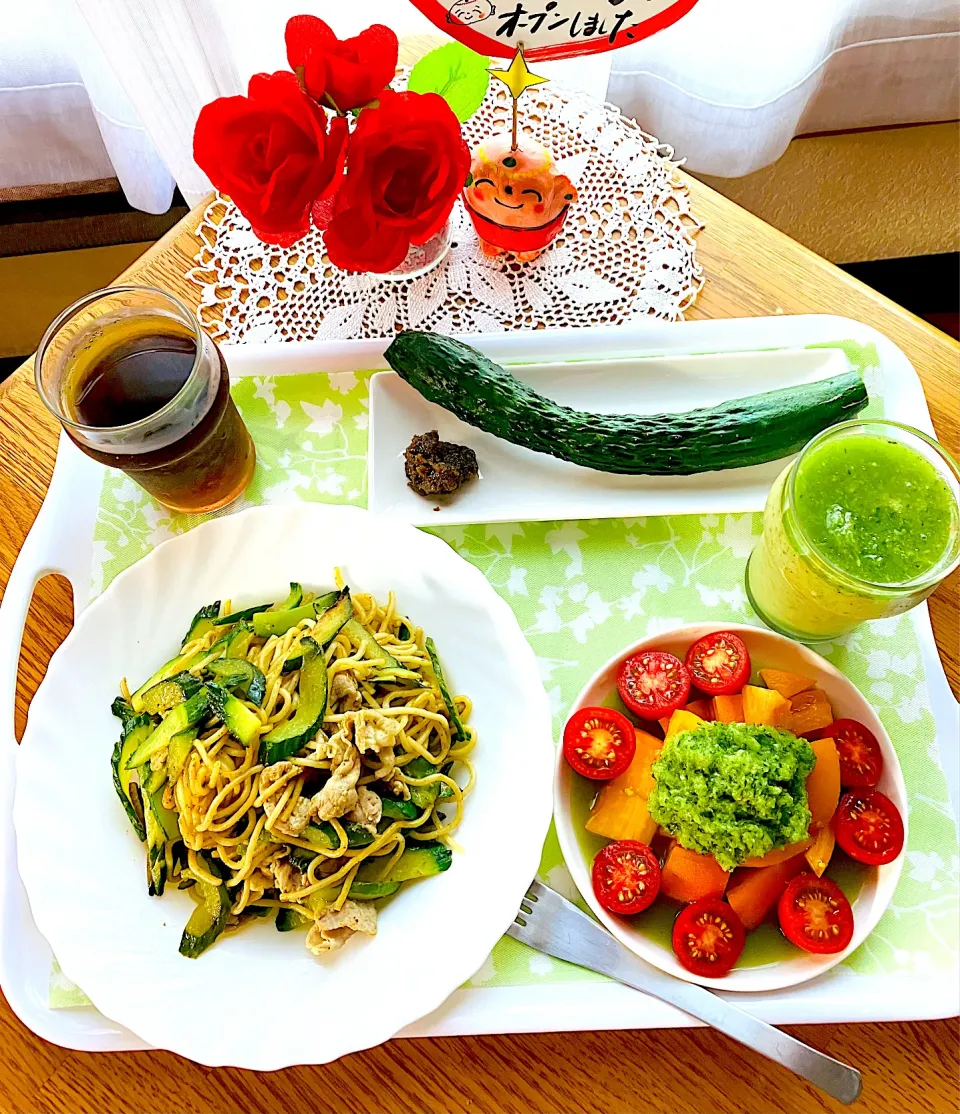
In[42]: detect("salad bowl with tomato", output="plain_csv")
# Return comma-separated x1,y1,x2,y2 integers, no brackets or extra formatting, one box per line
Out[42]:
555,623,908,993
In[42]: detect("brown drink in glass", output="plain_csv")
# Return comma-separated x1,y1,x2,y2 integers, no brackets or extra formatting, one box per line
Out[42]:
36,286,255,514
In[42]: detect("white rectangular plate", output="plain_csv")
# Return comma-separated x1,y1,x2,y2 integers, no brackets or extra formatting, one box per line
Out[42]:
366,320,929,525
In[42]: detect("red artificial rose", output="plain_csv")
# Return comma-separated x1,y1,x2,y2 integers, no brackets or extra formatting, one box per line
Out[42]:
324,91,470,273
285,16,398,113
193,70,347,246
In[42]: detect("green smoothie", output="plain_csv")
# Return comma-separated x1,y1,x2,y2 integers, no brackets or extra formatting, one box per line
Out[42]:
747,422,960,641
793,434,956,585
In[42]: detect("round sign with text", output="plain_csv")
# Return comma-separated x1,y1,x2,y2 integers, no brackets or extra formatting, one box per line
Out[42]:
408,0,701,60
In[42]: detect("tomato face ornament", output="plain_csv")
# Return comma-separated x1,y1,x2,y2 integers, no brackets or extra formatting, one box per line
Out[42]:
463,133,577,261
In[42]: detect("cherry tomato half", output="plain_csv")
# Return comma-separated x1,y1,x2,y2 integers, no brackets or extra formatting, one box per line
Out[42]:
672,898,745,978
592,840,661,915
812,718,883,788
684,631,751,696
617,650,691,721
778,873,854,954
833,789,904,865
563,707,637,780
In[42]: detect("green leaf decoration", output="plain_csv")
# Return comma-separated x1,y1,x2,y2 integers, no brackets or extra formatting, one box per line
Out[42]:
407,41,490,123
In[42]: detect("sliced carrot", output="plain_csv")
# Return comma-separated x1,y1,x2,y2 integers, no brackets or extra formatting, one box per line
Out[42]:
759,668,815,699
742,684,790,727
805,824,836,877
660,844,730,903
726,853,808,930
658,699,714,733
663,708,705,741
711,693,744,723
585,729,662,842
784,688,834,735
741,838,813,868
806,735,840,828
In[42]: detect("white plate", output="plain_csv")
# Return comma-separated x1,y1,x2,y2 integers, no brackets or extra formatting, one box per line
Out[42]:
554,623,907,993
13,504,554,1069
366,323,930,526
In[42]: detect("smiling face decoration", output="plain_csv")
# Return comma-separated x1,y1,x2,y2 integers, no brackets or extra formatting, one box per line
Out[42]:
447,0,495,24
463,133,577,261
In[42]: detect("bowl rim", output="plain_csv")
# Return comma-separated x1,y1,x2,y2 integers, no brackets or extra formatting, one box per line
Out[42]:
553,621,908,993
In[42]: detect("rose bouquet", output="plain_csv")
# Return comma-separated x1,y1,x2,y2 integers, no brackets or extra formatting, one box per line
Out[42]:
193,18,488,274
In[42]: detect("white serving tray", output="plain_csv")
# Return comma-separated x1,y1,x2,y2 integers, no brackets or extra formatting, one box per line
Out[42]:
1,316,957,1055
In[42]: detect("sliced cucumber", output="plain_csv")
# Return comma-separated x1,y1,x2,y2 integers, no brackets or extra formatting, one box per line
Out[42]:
381,842,451,882
214,602,270,626
342,879,400,900
253,588,350,640
276,582,304,610
304,878,400,909
224,621,254,659
252,601,316,638
139,761,166,795
207,657,267,706
131,631,230,714
287,846,318,873
112,715,152,841
243,904,275,920
179,855,230,957
425,637,466,741
404,755,442,810
206,683,261,747
276,906,311,932
143,788,179,896
259,638,327,765
344,617,401,671
139,672,200,717
311,590,353,645
181,601,221,648
111,696,138,733
124,688,210,770
166,726,197,785
300,819,378,851
379,795,419,820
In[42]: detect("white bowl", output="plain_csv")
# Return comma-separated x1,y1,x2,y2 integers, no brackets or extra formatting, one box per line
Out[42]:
554,622,907,993
14,504,554,1068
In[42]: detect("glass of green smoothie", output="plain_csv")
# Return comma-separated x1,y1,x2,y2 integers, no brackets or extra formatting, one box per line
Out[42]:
746,419,960,642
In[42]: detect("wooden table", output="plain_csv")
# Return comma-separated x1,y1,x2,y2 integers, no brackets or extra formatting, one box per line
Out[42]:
0,180,957,1114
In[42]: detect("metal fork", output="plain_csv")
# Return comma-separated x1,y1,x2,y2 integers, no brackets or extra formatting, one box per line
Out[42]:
507,880,861,1105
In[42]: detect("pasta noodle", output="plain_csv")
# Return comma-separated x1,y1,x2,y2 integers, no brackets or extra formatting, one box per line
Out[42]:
114,585,475,958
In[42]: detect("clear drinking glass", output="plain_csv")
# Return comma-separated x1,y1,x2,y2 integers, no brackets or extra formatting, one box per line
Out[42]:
36,286,255,514
746,420,960,642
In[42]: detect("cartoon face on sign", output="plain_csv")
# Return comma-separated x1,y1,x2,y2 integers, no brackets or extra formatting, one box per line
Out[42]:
464,133,577,261
410,0,702,59
447,0,495,24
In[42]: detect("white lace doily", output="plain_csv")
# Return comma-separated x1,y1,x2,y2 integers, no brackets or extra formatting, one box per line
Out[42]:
188,77,704,342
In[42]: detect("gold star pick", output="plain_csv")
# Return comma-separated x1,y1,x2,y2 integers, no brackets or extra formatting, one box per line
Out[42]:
489,46,549,100
489,46,548,150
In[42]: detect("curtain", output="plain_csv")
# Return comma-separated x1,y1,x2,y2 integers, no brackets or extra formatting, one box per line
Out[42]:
607,0,960,177
67,0,242,208
15,0,956,210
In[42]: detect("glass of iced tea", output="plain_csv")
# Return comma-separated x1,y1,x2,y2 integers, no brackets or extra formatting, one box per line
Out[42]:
36,286,255,514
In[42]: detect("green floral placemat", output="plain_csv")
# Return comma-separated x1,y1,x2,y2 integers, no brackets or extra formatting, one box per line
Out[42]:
59,356,957,1007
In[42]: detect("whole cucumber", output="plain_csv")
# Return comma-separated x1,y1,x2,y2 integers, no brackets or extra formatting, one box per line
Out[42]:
384,332,869,476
